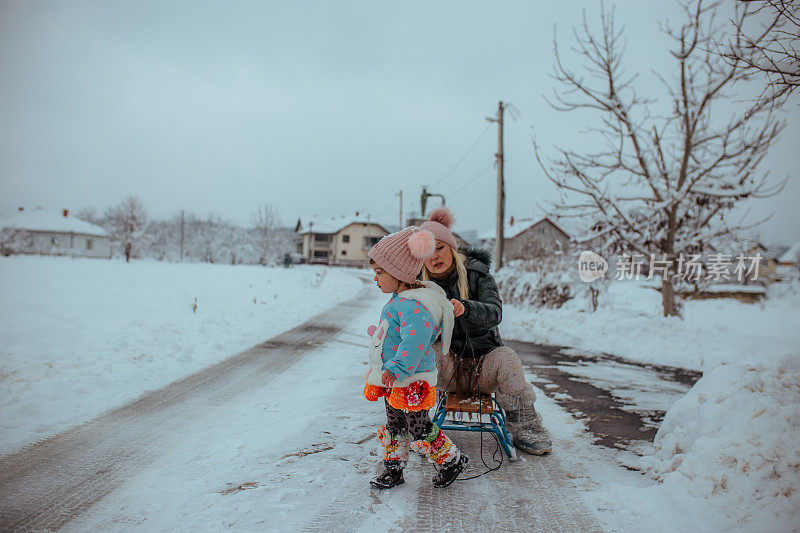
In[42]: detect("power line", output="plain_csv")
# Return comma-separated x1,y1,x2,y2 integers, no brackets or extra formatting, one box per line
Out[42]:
430,123,493,189
449,163,494,199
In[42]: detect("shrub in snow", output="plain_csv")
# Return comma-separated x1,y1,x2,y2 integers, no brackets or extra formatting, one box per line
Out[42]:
0,228,30,256
496,257,609,311
644,354,800,530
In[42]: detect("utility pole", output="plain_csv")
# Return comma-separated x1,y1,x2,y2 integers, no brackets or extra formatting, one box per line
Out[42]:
308,221,314,263
487,101,505,270
396,190,403,228
180,209,185,261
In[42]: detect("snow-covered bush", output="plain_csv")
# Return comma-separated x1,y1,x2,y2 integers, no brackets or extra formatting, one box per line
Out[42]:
0,228,30,256
496,256,609,311
643,354,800,530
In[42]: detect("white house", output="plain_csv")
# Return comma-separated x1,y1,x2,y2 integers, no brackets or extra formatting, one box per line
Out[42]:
0,208,111,258
295,214,390,265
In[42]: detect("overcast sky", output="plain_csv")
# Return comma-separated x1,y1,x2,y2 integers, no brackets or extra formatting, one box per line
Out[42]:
1,1,798,243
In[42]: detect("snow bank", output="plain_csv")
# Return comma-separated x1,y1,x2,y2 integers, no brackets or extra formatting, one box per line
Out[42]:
644,354,800,531
0,255,366,454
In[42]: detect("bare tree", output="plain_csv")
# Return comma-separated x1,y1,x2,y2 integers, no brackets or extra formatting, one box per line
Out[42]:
75,207,104,226
252,204,279,266
724,0,800,103
534,0,786,317
104,195,148,262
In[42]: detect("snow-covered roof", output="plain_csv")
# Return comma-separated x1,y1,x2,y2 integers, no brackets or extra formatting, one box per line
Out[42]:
295,215,390,235
779,242,800,264
0,209,108,237
748,242,788,261
477,216,575,241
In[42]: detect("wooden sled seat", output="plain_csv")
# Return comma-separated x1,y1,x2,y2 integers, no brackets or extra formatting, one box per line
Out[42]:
433,392,517,461
444,393,494,414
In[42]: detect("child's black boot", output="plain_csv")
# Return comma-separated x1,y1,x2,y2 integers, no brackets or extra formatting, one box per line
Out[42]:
370,463,405,489
432,453,469,488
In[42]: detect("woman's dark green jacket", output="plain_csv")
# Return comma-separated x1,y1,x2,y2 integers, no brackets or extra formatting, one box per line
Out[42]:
429,247,503,358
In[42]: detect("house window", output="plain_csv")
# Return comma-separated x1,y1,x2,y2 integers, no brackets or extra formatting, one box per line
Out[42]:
363,236,381,249
314,234,330,243
86,239,93,250
538,227,545,235
313,250,328,258
342,234,350,243
341,250,347,256
51,237,60,246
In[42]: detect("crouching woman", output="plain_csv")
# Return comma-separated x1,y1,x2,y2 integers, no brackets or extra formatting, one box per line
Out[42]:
420,208,552,455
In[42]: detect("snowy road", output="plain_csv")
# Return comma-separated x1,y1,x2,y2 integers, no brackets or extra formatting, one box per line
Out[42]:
0,287,603,532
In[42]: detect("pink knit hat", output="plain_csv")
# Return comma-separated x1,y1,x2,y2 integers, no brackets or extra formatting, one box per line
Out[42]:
420,207,458,251
368,227,436,283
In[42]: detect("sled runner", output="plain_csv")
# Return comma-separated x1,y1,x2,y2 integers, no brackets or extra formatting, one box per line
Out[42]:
432,392,517,461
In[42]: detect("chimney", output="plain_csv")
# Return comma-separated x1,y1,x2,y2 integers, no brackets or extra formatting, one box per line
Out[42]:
18,207,24,212
509,216,514,226
63,209,69,217
355,211,360,217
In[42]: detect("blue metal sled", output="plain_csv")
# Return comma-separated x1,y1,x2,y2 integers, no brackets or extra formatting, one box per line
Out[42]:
432,392,517,461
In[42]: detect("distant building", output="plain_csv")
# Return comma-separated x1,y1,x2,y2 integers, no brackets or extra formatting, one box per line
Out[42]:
779,242,800,267
0,208,111,259
746,242,787,283
295,215,390,265
478,216,575,259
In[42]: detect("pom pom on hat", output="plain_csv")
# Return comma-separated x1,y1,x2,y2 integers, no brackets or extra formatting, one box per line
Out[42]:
420,207,458,251
408,229,435,260
427,207,454,229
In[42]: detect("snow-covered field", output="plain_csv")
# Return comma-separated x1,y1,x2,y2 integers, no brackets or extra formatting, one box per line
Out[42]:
2,255,799,531
0,255,365,454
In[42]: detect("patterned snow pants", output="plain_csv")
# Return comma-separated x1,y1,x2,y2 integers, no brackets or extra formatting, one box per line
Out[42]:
379,399,460,470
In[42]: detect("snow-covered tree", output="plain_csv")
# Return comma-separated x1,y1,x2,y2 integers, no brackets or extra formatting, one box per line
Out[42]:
251,204,279,266
724,0,799,105
104,196,148,262
75,207,104,227
534,0,786,316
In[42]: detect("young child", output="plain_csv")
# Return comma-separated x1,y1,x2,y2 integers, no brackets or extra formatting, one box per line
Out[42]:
363,226,469,489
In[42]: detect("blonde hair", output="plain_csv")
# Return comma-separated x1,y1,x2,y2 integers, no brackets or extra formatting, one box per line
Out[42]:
421,245,469,300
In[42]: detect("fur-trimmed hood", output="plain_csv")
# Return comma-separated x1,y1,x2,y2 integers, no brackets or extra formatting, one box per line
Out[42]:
460,246,492,275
